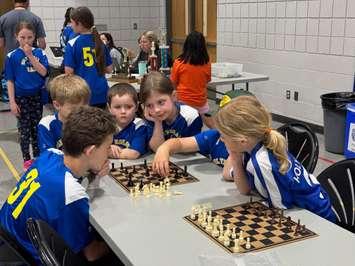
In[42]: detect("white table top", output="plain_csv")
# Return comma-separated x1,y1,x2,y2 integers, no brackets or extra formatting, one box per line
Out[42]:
208,72,269,87
89,154,355,266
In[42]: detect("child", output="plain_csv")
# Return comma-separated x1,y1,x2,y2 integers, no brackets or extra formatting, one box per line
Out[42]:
0,106,118,264
59,7,76,53
100,32,123,73
64,6,112,108
170,31,212,127
140,71,203,152
38,74,90,153
6,21,48,170
215,95,336,222
107,83,147,159
152,129,228,177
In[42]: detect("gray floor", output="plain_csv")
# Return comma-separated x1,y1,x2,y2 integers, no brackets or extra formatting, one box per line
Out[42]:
0,101,345,206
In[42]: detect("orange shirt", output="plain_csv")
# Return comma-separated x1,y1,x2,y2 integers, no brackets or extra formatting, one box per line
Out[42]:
171,59,211,108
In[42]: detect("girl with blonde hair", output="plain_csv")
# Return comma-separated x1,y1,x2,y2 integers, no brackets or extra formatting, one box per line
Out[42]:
215,95,335,221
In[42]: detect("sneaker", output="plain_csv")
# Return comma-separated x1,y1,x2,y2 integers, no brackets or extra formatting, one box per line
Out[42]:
23,159,34,171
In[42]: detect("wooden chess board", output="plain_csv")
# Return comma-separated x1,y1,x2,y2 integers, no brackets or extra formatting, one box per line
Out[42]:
107,74,138,83
184,201,317,253
110,161,199,192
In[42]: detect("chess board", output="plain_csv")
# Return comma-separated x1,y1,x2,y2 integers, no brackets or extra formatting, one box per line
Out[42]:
184,201,317,253
110,161,199,192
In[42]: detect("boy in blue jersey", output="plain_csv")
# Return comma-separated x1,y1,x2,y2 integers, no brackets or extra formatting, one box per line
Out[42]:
0,106,118,264
107,83,148,159
64,7,112,108
140,71,203,152
6,21,48,170
215,95,336,222
152,129,229,177
38,74,90,153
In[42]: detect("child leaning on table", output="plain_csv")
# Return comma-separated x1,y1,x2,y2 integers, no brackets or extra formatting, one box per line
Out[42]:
215,95,336,222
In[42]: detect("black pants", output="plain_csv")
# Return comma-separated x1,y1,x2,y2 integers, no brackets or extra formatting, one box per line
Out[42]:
15,94,43,161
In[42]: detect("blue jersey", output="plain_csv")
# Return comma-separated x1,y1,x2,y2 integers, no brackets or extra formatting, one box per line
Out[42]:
194,129,228,166
64,34,112,105
113,118,148,155
60,25,76,52
146,103,203,140
0,149,92,264
5,47,48,96
243,142,335,221
38,112,63,153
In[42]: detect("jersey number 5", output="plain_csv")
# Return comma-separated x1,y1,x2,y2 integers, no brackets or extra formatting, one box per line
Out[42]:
83,47,96,67
7,168,41,219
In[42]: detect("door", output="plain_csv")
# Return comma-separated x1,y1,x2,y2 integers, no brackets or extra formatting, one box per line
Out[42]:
168,0,217,62
0,0,13,72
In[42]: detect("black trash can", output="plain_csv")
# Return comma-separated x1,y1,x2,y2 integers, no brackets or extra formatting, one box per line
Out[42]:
321,92,355,154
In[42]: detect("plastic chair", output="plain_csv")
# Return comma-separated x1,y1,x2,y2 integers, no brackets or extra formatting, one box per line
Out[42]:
317,159,355,233
277,122,319,173
0,224,36,266
26,218,88,266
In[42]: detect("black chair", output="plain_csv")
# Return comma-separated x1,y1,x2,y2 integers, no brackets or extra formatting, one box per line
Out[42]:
0,224,36,266
277,122,319,173
26,218,88,266
317,159,355,233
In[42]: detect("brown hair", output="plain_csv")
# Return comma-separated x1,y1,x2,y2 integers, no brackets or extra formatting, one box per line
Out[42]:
139,71,174,104
215,95,289,174
15,21,35,35
49,74,90,105
62,106,117,157
107,83,138,106
70,6,106,76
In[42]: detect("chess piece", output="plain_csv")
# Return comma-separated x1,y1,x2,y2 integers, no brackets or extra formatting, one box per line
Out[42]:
223,235,230,246
206,220,213,232
129,188,134,197
132,165,136,173
145,168,150,177
144,159,147,168
111,162,115,170
190,206,196,220
249,196,253,204
238,230,244,244
233,239,240,252
139,178,144,190
225,224,231,237
212,224,219,237
231,227,237,239
183,165,188,176
245,237,251,249
120,162,123,170
127,173,134,187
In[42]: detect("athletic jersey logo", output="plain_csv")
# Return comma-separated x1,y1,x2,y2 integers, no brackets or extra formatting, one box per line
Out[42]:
212,157,225,167
21,56,38,72
114,139,130,148
164,129,180,138
56,139,63,150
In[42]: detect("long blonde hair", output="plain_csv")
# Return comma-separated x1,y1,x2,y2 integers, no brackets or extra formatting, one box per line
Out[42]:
215,95,289,174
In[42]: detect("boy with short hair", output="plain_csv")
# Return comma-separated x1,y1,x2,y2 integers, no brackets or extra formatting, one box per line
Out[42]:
38,74,90,153
0,106,117,263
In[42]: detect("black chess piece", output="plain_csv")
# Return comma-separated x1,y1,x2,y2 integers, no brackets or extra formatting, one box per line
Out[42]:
145,168,150,177
133,165,136,173
139,178,144,190
144,160,147,168
183,165,188,176
111,163,115,171
120,162,124,170
127,173,134,187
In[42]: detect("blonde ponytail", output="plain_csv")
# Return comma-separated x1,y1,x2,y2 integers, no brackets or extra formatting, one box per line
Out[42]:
264,129,289,174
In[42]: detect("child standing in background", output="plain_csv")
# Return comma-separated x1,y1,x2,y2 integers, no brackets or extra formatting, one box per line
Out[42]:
6,21,48,170
170,31,212,127
100,32,123,73
38,74,90,153
215,95,336,222
64,6,112,108
59,7,76,53
107,83,147,159
140,71,203,152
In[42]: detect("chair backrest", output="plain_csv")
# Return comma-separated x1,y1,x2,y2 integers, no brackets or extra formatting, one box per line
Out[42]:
277,122,319,173
317,159,355,232
0,225,36,266
26,218,88,266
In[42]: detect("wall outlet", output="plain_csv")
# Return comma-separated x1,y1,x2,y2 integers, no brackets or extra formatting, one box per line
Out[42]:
286,90,291,100
294,91,299,101
133,23,138,30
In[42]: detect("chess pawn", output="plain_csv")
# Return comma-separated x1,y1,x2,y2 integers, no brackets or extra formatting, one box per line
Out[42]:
212,224,219,238
190,207,196,220
129,188,134,197
223,235,230,247
206,220,213,233
225,224,231,237
245,237,251,250
238,230,244,244
231,227,237,239
218,224,224,241
233,239,240,252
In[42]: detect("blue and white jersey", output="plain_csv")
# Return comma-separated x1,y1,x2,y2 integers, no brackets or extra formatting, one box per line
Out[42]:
38,112,63,153
146,103,203,140
0,149,91,264
64,34,112,105
60,25,77,52
243,142,335,221
113,118,148,155
5,47,48,96
194,129,228,166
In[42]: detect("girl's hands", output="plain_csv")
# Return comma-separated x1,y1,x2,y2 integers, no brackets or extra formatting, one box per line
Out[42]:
152,146,170,177
144,107,163,123
10,101,20,117
110,145,122,159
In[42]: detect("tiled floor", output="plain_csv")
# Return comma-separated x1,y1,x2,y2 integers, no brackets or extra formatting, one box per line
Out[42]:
0,101,345,206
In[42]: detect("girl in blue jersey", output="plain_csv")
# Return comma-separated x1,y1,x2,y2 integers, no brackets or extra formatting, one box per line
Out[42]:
107,83,147,159
59,7,76,53
6,21,48,170
64,6,112,108
140,71,203,152
215,95,336,222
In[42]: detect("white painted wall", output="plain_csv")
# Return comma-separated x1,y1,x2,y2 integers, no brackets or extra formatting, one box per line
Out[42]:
217,0,355,126
29,0,166,54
